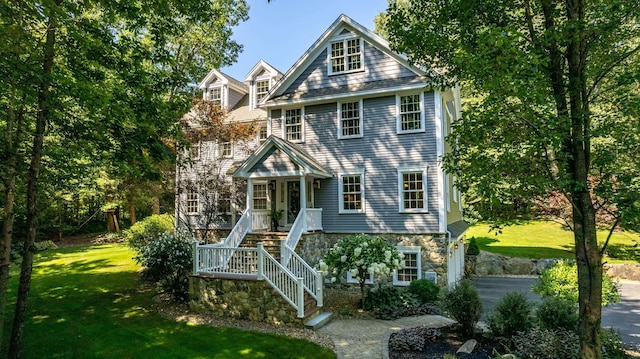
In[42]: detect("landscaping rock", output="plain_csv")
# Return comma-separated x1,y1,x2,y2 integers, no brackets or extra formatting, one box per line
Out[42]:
456,339,478,354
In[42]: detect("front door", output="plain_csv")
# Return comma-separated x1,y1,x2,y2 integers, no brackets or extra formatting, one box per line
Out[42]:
287,181,300,224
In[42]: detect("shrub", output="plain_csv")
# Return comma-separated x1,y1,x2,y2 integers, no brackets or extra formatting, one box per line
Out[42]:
319,234,404,307
533,260,621,306
442,279,482,337
600,328,627,359
408,279,440,304
388,326,441,352
536,296,578,330
364,285,420,320
467,236,480,255
488,292,534,338
33,240,58,252
125,214,175,251
513,327,580,359
133,228,194,302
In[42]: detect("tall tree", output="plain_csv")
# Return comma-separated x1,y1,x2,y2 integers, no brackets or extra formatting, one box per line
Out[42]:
383,1,640,357
0,0,247,356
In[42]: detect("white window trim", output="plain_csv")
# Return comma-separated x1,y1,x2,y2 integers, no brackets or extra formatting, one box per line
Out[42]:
252,77,272,109
186,189,199,215
337,99,364,139
397,166,429,213
208,85,224,107
257,124,268,143
252,181,269,211
327,36,365,76
445,173,451,213
396,92,426,134
282,107,305,143
219,141,233,159
338,170,366,214
189,142,200,161
393,246,422,286
347,271,374,284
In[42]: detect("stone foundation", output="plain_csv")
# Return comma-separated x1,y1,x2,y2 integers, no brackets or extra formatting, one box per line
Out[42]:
300,232,449,286
188,276,302,326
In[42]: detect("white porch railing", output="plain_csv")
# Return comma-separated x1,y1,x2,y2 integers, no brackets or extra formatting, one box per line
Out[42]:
193,243,306,318
306,208,323,231
252,210,269,231
281,208,324,307
221,209,251,248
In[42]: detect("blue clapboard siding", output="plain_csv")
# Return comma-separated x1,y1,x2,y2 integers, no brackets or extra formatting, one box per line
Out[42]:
284,41,418,95
228,89,245,109
288,92,440,233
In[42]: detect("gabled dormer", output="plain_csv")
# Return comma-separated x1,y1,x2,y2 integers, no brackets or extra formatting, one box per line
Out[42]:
198,69,248,109
328,28,364,76
244,60,282,110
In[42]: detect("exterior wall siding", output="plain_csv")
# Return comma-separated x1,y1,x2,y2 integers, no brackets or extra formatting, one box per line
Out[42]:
228,89,245,109
281,91,441,234
284,42,418,95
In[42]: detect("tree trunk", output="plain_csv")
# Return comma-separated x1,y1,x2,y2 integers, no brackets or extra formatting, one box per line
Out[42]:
129,202,136,226
8,1,58,356
152,196,160,215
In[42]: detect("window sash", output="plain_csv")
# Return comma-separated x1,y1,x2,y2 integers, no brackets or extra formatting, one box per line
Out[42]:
399,94,422,131
340,101,361,138
394,247,422,286
256,80,269,103
186,189,199,214
219,142,232,158
398,168,428,213
210,87,222,106
340,173,364,213
258,125,268,143
330,38,362,74
284,109,302,142
253,183,268,210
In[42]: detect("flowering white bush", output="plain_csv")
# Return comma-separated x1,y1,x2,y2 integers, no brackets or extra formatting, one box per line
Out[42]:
319,234,404,307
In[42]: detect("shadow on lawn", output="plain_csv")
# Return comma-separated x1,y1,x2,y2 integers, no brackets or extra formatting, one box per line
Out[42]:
474,236,575,259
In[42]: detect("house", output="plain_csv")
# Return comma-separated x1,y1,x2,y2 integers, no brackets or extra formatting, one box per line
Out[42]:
180,14,467,323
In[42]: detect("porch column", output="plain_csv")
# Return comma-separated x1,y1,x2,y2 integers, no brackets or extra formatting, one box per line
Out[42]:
246,178,253,232
299,175,307,233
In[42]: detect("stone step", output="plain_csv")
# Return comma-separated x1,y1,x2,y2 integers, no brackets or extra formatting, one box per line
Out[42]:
304,311,333,330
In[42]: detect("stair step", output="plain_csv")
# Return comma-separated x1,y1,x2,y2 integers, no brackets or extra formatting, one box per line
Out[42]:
304,311,333,330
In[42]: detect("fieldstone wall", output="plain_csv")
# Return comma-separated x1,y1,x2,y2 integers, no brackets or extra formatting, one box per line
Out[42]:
300,232,449,285
188,276,301,326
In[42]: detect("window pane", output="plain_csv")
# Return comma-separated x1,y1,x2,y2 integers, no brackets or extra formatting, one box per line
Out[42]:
341,102,361,137
341,174,363,211
285,109,302,141
402,171,425,210
210,88,222,106
399,94,422,131
256,80,269,102
253,184,268,210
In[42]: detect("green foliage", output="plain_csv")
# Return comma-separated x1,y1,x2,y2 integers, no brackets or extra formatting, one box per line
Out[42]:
600,328,627,359
132,228,193,302
466,236,480,255
407,279,440,304
388,326,442,352
533,260,621,306
536,296,578,331
513,327,580,359
363,285,418,320
488,292,534,338
125,214,175,251
319,234,404,306
442,279,482,337
33,240,58,253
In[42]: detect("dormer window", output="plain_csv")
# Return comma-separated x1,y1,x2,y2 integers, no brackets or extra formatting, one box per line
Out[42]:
329,38,363,75
209,87,222,106
256,80,270,103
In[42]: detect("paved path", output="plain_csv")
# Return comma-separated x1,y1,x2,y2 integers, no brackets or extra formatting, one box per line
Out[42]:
474,276,640,351
318,315,455,359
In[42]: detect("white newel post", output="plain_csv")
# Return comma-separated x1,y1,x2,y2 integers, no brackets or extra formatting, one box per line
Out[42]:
257,242,264,280
316,269,324,307
192,241,199,275
297,277,305,318
247,178,253,233
299,175,307,233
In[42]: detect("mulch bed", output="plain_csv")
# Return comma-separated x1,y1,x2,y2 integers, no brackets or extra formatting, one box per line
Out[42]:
389,325,506,359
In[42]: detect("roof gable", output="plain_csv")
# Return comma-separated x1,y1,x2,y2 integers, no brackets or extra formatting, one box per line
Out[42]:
244,60,283,81
199,69,248,94
264,14,426,101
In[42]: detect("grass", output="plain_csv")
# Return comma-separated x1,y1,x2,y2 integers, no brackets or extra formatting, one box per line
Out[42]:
466,221,640,263
2,244,335,358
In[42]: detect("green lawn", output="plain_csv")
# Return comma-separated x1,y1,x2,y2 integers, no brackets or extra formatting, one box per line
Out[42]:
2,244,335,358
467,221,640,263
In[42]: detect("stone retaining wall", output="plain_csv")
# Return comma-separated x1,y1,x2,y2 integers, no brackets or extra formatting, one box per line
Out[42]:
300,232,449,285
188,276,301,326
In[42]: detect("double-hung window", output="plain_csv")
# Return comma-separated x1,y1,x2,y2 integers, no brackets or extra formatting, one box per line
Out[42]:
338,171,365,213
258,124,268,144
186,189,199,215
255,79,270,104
219,141,232,158
393,247,422,286
209,87,222,106
338,101,363,139
252,183,268,210
397,93,425,133
284,108,303,142
189,142,200,160
329,38,362,74
398,167,428,213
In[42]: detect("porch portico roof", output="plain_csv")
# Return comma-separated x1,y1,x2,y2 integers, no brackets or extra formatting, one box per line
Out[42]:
232,135,333,179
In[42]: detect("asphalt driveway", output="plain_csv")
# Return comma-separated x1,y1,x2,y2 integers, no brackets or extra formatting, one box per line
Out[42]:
473,276,640,351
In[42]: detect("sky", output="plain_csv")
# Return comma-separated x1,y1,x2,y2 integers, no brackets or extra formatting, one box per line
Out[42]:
220,0,389,80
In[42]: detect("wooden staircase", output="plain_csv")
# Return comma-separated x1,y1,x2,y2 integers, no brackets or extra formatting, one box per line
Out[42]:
241,232,289,260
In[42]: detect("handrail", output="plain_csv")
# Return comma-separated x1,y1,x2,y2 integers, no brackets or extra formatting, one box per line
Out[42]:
258,243,305,318
282,208,305,266
222,209,251,248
